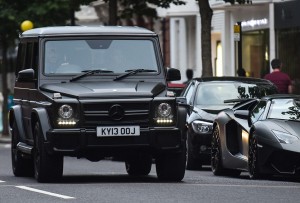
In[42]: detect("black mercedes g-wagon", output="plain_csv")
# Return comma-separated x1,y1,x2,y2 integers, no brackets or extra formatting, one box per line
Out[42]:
9,26,187,182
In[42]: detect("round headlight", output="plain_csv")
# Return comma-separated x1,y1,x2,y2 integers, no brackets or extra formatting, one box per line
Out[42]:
58,104,73,119
158,103,172,117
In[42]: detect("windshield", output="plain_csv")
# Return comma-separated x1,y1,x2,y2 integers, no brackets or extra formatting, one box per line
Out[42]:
195,82,276,105
44,39,159,75
268,98,300,121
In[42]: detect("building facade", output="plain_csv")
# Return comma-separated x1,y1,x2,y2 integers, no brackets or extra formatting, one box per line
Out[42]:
159,0,297,86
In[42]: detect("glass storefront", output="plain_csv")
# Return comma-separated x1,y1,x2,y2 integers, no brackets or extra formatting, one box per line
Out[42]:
276,28,300,94
241,29,269,78
275,0,300,94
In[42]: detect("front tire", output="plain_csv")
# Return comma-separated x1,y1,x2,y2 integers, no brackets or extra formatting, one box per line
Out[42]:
33,122,63,182
125,154,152,176
248,134,261,179
156,150,186,182
11,121,34,177
211,126,226,176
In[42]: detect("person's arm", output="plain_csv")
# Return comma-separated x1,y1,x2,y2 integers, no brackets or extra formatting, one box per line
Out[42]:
288,84,293,94
287,76,293,94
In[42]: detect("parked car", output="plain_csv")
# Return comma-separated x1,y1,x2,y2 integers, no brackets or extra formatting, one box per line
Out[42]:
181,77,277,170
212,94,300,179
9,26,187,183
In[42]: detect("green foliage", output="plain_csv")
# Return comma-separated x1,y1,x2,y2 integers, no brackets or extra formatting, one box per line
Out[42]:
0,0,94,44
105,0,186,19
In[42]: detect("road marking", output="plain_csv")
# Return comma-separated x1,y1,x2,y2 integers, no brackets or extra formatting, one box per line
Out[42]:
15,186,75,199
0,180,5,183
186,183,300,188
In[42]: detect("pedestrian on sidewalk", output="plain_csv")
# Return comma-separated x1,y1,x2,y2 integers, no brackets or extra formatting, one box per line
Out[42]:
184,69,193,84
264,59,292,94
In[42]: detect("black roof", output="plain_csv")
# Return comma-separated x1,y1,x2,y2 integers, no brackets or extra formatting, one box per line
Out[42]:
194,76,273,84
21,26,156,37
262,94,300,100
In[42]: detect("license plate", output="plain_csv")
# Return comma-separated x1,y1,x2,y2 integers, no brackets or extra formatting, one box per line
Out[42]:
97,126,140,137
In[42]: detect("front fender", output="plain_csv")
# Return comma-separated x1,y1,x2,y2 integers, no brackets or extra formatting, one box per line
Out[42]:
177,100,188,141
31,108,51,141
9,105,26,142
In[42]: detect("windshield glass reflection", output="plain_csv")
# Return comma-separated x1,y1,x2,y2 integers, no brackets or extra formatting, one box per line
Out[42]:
44,39,159,75
268,98,300,121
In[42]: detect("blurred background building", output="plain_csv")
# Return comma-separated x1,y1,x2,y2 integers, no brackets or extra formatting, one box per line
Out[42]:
155,0,299,92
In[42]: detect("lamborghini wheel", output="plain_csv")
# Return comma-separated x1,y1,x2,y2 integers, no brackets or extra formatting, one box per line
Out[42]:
248,134,261,179
211,126,226,175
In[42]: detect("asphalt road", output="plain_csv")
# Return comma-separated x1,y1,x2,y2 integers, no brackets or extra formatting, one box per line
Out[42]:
1,143,300,203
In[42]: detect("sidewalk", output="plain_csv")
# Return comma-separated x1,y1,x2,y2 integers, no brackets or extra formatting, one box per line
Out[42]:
0,133,11,144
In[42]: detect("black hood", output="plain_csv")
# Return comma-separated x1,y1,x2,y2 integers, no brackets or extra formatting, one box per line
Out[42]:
40,81,166,99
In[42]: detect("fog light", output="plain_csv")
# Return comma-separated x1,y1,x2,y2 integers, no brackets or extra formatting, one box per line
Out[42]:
200,145,207,152
156,118,173,124
57,119,77,126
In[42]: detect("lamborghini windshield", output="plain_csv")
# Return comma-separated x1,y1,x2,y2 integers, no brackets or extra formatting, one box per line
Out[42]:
268,98,300,121
44,39,159,75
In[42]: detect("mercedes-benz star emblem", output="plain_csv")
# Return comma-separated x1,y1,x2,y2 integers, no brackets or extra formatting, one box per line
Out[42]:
109,104,125,120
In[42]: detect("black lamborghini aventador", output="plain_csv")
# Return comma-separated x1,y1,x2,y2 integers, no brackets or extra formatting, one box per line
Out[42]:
211,94,300,179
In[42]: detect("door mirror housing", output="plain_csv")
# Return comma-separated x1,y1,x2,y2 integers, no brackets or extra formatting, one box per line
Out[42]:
166,68,181,81
17,68,35,82
234,110,249,119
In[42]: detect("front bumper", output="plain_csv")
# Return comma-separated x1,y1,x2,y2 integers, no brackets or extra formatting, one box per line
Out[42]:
46,127,184,157
190,131,212,162
258,139,300,175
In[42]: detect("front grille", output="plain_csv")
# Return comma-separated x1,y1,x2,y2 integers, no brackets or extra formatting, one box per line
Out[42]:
270,150,300,174
80,100,151,128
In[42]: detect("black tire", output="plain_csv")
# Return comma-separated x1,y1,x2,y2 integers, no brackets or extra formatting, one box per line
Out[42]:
186,132,202,170
125,154,152,176
156,150,186,182
211,126,226,176
33,122,63,183
248,134,261,179
11,121,34,177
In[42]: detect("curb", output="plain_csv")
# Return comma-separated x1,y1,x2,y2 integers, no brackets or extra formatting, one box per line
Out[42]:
0,135,11,144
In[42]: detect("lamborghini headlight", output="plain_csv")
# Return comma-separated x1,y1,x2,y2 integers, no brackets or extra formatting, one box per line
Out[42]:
272,130,299,144
192,120,213,134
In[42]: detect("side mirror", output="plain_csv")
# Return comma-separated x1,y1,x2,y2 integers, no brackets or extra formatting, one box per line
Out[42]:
166,68,181,81
234,110,249,119
17,68,35,82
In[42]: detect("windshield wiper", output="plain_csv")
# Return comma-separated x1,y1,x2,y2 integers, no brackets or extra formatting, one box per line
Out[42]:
224,98,250,104
114,69,157,81
70,69,113,82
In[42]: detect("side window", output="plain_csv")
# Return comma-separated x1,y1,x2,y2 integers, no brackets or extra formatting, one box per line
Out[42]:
250,101,267,123
25,43,33,69
32,42,39,75
16,41,38,78
16,43,26,74
185,83,195,104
